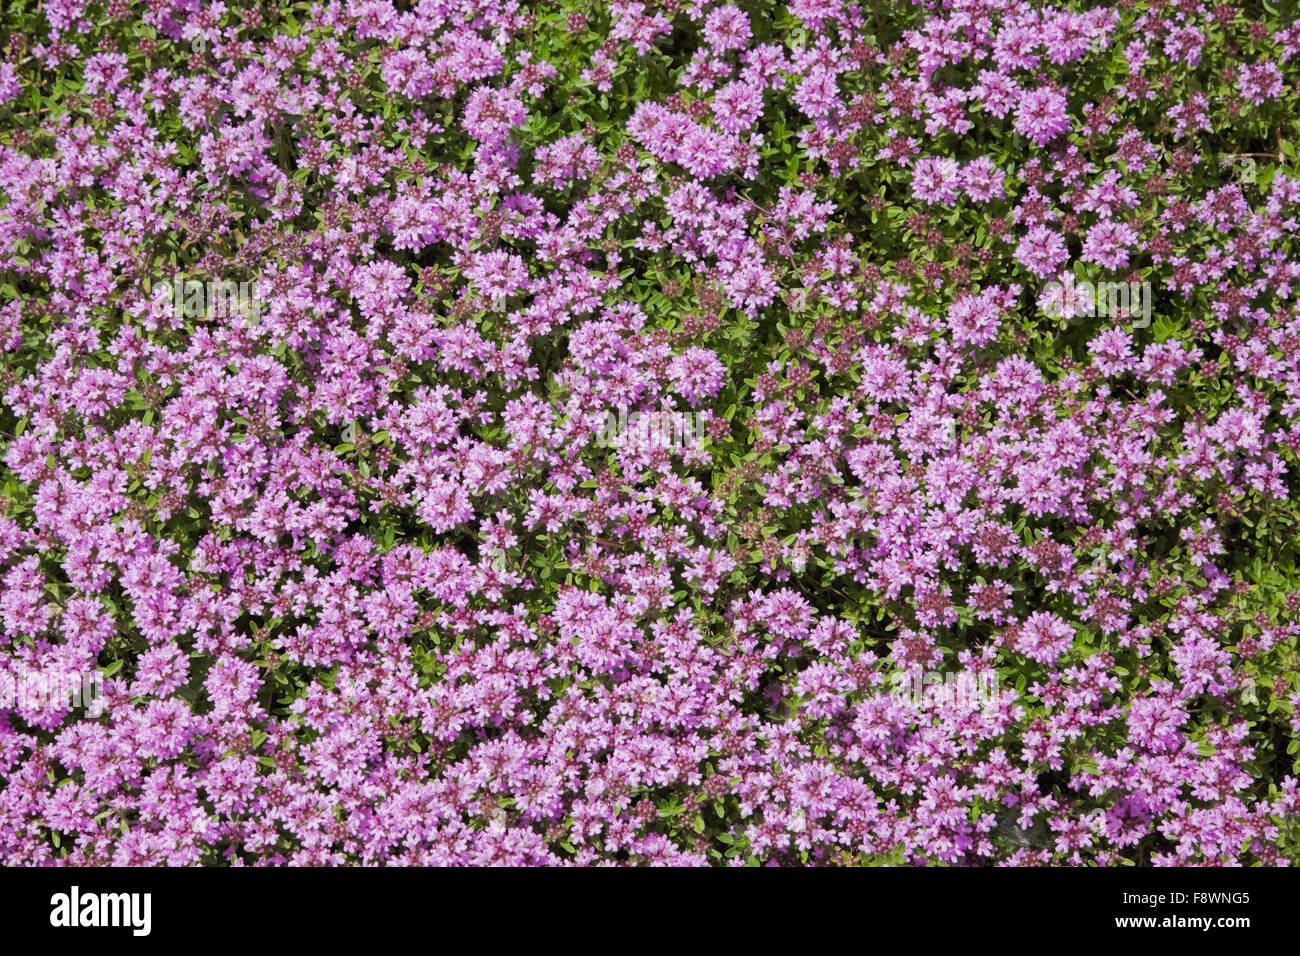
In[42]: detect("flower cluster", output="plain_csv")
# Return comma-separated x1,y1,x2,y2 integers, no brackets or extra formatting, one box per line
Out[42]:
1,0,1299,866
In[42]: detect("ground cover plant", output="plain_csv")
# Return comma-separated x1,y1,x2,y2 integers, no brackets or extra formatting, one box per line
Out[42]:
2,0,1300,866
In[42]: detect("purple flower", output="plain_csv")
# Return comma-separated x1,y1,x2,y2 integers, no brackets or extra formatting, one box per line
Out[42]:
912,156,962,205
1015,225,1070,277
1014,86,1071,145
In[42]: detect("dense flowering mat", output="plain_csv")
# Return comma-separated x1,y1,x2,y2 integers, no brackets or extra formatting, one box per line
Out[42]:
1,0,1299,866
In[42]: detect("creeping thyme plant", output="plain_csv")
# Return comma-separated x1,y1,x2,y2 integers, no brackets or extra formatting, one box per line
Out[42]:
2,0,1300,865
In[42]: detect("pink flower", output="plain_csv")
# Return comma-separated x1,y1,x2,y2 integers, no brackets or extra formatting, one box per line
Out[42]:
1010,613,1076,666
912,156,961,205
668,348,727,406
1015,225,1070,278
1082,219,1138,270
1014,86,1071,145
